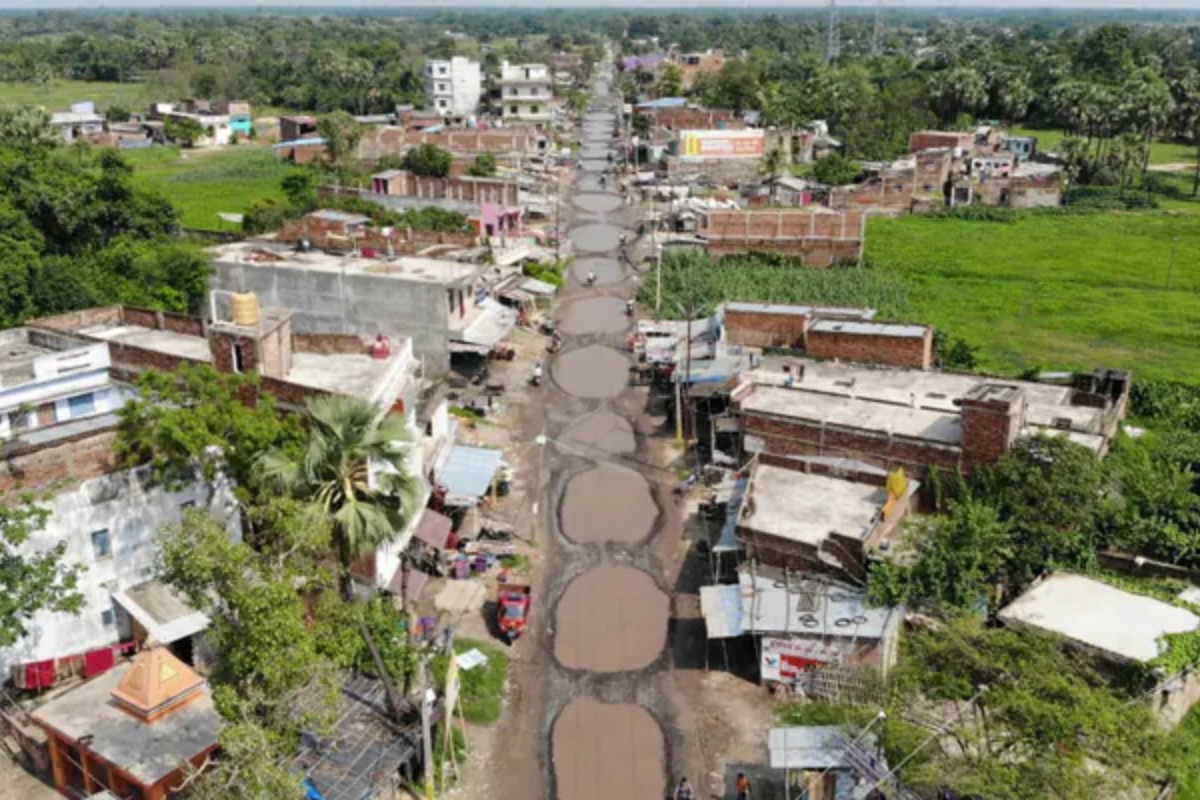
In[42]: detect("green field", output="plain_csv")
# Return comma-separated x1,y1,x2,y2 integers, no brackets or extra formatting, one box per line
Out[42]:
1012,126,1198,167
125,145,299,231
868,212,1200,382
0,79,151,112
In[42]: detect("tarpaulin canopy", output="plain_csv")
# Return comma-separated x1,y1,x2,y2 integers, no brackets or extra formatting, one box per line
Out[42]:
437,445,504,506
454,299,518,352
413,508,454,550
111,581,210,644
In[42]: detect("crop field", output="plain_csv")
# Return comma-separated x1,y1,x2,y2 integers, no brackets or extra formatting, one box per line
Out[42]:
0,79,150,112
125,145,299,231
649,210,1200,383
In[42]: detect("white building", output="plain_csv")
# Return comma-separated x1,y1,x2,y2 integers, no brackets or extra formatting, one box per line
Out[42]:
499,61,553,123
424,57,483,118
0,327,239,680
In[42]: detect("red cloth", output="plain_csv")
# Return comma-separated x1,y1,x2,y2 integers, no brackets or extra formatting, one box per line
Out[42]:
84,647,115,677
25,660,56,690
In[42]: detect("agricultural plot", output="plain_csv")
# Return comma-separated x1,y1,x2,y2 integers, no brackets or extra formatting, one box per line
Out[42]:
126,145,298,231
0,79,150,112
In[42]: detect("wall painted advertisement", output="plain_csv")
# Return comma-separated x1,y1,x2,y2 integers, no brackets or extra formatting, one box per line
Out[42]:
679,129,765,160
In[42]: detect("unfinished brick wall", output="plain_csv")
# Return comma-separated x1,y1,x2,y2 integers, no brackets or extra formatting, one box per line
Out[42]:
724,309,811,349
28,307,123,335
650,108,743,132
279,211,479,255
292,332,373,355
355,128,544,161
909,131,974,153
805,327,934,370
664,156,760,186
742,411,965,478
0,428,120,494
700,209,865,265
960,385,1027,469
830,174,916,212
377,172,520,207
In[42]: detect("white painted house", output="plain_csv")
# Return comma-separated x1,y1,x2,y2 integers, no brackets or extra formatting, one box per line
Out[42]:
424,56,483,118
499,61,553,123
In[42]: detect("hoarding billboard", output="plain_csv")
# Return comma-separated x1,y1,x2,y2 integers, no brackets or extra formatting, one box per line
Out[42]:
679,129,765,160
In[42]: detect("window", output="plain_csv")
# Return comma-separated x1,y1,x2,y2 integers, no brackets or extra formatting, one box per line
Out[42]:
438,99,448,109
68,393,96,418
101,609,115,627
438,66,447,75
91,529,112,559
531,105,540,115
530,87,538,96
510,105,519,115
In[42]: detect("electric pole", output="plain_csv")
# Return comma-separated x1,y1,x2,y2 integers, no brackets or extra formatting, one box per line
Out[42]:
826,0,841,63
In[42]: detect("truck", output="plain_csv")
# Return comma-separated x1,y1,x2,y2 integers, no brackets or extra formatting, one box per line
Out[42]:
497,584,531,644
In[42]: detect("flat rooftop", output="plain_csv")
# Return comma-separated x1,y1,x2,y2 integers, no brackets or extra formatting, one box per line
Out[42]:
82,324,213,363
740,358,1110,448
808,319,929,340
998,573,1200,664
210,242,484,287
32,664,220,786
0,327,103,388
742,464,886,546
739,567,900,641
723,302,876,320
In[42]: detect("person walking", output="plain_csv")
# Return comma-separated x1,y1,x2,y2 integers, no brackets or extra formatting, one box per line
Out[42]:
735,771,751,800
673,777,694,800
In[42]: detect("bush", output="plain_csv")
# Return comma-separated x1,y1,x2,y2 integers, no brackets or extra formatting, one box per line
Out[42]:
243,198,289,235
402,143,453,178
466,153,497,178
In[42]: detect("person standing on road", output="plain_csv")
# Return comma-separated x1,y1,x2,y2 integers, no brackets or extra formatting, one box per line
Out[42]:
673,777,694,800
735,771,751,800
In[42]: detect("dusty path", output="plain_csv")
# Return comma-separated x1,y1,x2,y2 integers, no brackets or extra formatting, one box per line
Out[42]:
475,54,710,800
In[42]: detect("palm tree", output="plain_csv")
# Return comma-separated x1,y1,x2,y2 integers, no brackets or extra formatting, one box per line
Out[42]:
259,395,418,602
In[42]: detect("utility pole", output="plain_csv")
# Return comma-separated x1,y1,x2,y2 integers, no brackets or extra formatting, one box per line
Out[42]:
826,0,841,63
421,661,435,800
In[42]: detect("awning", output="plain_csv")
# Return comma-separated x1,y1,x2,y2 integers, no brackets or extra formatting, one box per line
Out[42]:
701,584,746,639
414,508,454,550
519,277,558,296
437,445,504,507
111,581,210,644
454,299,518,352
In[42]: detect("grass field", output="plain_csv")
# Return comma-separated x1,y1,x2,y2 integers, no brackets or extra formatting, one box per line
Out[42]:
125,145,299,231
0,79,151,112
867,211,1200,382
1012,126,1198,166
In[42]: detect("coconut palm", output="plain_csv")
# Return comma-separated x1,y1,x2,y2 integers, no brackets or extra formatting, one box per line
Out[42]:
258,395,418,602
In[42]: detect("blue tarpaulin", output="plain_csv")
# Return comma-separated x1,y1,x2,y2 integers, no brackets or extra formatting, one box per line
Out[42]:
438,446,504,506
636,97,688,110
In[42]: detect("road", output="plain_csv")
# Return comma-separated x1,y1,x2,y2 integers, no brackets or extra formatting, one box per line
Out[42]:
477,56,705,800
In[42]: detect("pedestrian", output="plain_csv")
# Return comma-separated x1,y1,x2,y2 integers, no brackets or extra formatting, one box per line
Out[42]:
735,771,751,800
673,777,694,800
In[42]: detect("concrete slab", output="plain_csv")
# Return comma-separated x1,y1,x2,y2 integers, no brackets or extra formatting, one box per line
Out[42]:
553,699,665,800
555,565,668,671
557,296,629,336
745,465,886,547
572,257,624,286
433,578,488,615
552,345,630,399
82,325,212,363
561,463,656,544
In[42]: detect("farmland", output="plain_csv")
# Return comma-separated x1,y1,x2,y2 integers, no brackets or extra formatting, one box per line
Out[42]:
647,210,1200,383
1011,126,1199,167
125,145,299,231
0,79,150,112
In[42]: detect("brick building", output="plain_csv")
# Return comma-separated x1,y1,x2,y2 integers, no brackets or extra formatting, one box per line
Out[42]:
697,208,865,266
722,302,875,350
733,360,1130,478
369,170,521,208
805,320,934,370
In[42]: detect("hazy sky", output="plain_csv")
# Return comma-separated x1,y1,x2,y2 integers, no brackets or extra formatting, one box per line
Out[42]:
7,0,1200,8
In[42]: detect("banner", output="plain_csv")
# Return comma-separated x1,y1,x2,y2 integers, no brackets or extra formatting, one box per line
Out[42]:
679,129,765,160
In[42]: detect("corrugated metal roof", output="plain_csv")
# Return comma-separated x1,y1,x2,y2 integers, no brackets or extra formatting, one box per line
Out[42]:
437,445,504,505
739,568,899,641
700,584,744,638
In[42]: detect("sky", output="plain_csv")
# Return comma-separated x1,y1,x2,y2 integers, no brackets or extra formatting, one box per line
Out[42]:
6,0,1200,8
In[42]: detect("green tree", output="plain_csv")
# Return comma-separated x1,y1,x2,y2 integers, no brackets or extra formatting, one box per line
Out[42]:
810,153,862,186
163,116,207,147
402,142,453,178
466,152,497,178
242,198,289,235
259,395,419,601
281,170,319,213
184,719,307,800
0,495,84,648
653,63,684,98
0,104,59,152
115,364,302,503
928,66,986,127
317,110,363,168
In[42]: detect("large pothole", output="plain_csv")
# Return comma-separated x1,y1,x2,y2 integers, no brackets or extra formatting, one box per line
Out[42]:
572,257,624,286
560,412,636,456
560,463,655,544
574,193,623,214
554,565,668,671
551,345,629,399
569,222,627,253
552,698,665,800
558,296,629,336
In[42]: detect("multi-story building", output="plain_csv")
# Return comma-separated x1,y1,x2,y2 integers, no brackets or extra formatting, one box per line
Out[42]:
424,57,483,118
499,61,553,124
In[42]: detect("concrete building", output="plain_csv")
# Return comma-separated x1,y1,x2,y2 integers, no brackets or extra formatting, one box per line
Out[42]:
48,102,105,142
999,573,1200,727
737,456,919,582
0,327,238,682
208,242,518,374
733,359,1130,477
499,61,553,123
31,647,219,799
425,57,483,118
